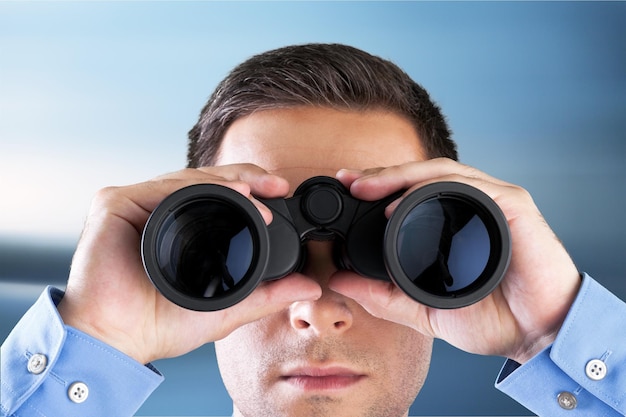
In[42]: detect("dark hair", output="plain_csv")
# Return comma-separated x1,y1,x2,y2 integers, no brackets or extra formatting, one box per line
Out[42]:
187,43,457,167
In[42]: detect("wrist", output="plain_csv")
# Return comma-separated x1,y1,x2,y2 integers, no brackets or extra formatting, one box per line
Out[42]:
510,271,582,364
57,296,151,365
510,332,557,364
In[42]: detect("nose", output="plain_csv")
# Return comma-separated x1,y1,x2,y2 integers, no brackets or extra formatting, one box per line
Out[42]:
288,241,354,336
289,290,354,336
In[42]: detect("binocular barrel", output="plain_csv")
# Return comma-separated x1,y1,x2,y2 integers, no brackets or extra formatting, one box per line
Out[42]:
142,177,511,311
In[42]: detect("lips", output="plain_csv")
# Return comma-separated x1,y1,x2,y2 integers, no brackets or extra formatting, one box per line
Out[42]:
281,366,366,390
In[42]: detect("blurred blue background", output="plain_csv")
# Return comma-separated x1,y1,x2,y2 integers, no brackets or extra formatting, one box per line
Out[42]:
1,1,624,416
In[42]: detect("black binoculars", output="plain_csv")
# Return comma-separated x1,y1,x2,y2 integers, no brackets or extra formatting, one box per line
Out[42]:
141,176,511,311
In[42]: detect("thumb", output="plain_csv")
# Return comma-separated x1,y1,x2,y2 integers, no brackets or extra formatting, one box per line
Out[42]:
328,271,433,335
218,274,322,333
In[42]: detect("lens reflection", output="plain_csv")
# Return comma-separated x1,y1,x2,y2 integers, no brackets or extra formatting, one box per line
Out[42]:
396,197,490,296
155,199,255,298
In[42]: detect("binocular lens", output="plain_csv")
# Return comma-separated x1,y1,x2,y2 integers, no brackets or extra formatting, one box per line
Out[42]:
142,185,270,310
386,184,509,308
155,199,255,298
143,179,510,311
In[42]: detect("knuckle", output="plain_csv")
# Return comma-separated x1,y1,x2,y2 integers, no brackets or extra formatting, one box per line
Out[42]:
92,185,123,205
433,156,460,171
88,185,130,219
507,183,533,203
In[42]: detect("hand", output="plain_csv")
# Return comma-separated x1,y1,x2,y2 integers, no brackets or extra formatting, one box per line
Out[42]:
330,158,581,363
57,164,321,364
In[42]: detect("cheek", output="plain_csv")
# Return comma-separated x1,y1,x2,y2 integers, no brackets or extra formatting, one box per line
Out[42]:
215,326,261,402
372,321,433,395
398,330,433,386
349,320,433,414
388,332,433,413
214,315,282,384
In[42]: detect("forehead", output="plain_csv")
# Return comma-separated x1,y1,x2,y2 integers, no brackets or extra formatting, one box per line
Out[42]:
216,107,426,189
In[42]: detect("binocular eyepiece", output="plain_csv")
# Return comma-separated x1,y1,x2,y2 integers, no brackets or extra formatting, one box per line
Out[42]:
141,176,511,311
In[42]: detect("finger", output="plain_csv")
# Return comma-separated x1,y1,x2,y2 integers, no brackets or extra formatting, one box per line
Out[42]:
185,164,290,223
337,159,528,222
335,167,383,189
346,158,509,201
197,163,290,199
215,274,322,337
96,165,289,231
328,271,434,337
150,164,289,203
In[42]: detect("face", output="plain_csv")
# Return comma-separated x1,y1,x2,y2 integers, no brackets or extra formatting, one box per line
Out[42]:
214,106,433,417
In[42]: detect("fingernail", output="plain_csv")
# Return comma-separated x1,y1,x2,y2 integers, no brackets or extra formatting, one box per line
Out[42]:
336,168,362,177
386,197,402,213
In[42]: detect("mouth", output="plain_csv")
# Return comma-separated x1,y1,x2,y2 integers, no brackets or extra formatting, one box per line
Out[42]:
281,366,367,391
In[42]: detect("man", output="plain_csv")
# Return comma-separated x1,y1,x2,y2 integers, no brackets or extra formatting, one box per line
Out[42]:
2,43,624,417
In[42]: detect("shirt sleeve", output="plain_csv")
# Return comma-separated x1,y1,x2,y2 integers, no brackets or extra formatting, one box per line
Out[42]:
495,273,626,416
1,286,164,417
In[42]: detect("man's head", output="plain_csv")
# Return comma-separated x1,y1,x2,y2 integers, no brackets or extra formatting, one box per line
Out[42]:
187,43,457,168
187,44,456,417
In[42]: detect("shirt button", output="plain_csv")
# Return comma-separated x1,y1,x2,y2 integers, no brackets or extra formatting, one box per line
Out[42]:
68,382,89,404
585,359,607,381
27,353,48,374
557,391,577,410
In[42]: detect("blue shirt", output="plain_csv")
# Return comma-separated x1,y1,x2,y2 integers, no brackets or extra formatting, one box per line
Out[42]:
1,273,625,416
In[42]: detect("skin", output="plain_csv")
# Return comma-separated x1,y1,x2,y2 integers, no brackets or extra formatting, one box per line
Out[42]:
58,106,581,417
215,107,432,417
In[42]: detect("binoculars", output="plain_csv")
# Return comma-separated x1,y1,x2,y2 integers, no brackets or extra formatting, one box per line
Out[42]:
142,176,510,311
